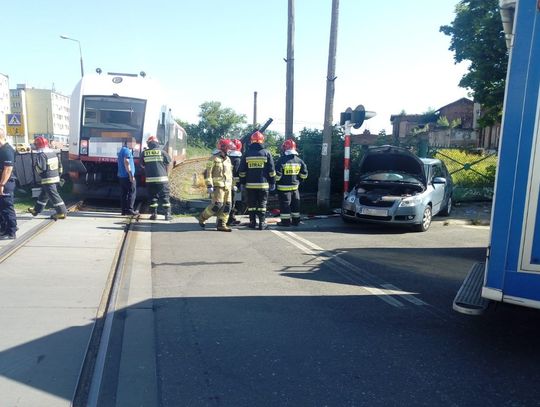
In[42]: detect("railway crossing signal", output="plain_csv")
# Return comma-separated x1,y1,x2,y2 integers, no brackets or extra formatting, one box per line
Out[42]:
339,105,376,129
340,105,376,196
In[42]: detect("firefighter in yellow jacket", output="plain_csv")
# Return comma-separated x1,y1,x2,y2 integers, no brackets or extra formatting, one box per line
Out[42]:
198,139,234,232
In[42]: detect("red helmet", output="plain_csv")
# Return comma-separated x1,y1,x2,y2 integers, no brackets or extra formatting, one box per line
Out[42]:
217,138,231,152
282,139,297,151
250,131,264,144
232,139,242,151
34,136,49,149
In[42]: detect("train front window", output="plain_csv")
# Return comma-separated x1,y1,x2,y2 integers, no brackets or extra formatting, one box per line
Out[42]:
82,96,146,133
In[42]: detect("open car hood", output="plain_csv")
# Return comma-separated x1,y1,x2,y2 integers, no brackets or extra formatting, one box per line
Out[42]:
358,145,426,185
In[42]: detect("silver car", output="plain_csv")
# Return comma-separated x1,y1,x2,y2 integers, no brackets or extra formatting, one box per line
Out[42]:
341,146,453,232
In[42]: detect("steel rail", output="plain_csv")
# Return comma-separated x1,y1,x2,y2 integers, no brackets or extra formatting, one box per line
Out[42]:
0,201,82,264
71,204,141,407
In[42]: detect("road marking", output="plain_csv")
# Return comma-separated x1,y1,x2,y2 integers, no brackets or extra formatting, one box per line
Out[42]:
381,283,428,306
271,230,407,308
276,230,429,308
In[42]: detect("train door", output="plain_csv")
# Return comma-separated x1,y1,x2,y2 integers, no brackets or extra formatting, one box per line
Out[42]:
520,95,540,271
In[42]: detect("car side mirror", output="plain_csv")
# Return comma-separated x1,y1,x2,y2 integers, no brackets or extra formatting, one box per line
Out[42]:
433,177,447,184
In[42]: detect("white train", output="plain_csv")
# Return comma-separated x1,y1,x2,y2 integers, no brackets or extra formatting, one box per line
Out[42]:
68,70,187,197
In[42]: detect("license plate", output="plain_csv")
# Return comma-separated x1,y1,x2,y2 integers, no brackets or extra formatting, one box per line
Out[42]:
360,207,388,217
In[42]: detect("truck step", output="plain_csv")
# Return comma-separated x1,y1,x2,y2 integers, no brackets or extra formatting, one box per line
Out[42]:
453,262,490,315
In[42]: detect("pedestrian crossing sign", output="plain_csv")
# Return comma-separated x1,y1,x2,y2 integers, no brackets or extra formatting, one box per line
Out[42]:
6,114,24,136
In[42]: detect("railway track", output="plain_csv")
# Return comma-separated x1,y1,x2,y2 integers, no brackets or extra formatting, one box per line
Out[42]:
72,202,142,407
0,201,143,406
0,201,82,264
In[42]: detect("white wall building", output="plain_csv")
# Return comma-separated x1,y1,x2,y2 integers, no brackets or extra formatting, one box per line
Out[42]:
10,85,70,147
0,73,10,137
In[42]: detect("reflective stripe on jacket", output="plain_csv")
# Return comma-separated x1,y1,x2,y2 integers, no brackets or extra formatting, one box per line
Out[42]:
204,154,233,189
239,144,276,190
36,151,61,185
142,148,170,183
275,154,308,192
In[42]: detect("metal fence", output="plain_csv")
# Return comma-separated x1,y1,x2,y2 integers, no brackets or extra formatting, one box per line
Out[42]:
428,147,497,202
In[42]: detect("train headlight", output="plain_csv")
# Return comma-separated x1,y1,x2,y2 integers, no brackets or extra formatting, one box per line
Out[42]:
80,140,88,155
133,143,141,157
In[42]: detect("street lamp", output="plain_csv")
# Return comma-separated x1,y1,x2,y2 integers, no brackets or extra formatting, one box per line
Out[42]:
60,35,84,77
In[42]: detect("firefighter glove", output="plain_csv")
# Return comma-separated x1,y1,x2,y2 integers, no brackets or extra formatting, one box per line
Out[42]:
269,184,276,192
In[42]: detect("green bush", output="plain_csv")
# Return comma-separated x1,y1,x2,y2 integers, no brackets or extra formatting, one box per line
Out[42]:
433,149,497,188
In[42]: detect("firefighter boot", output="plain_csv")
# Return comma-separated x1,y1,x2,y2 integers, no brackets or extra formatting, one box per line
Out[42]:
277,218,291,227
197,214,206,228
150,208,158,220
27,207,38,217
51,212,66,221
248,213,257,229
164,210,173,221
258,213,268,230
217,219,232,232
291,217,301,226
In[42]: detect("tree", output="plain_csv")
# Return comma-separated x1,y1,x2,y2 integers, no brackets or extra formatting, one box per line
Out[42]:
197,101,247,147
440,0,508,126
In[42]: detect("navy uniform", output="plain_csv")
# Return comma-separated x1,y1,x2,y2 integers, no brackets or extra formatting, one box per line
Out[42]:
238,131,275,230
141,136,172,221
275,139,308,226
0,132,17,239
226,138,243,226
28,136,67,220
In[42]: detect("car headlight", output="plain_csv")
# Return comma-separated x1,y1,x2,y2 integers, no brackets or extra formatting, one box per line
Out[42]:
346,191,357,203
399,196,423,207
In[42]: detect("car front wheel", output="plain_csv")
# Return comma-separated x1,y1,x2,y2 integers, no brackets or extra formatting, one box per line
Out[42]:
440,196,452,216
413,205,432,232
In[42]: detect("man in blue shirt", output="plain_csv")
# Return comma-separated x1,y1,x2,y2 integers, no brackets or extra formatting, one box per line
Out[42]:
117,140,138,216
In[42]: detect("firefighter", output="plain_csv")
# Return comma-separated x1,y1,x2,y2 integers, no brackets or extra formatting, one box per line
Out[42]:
238,131,276,230
226,138,243,226
141,135,172,221
275,139,308,226
198,138,234,232
27,136,67,220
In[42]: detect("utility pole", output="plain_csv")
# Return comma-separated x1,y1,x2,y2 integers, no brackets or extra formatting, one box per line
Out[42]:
285,0,295,139
253,91,258,127
317,0,339,208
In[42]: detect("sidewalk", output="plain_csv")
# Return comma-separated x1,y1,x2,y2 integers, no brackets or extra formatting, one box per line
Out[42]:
447,201,492,225
0,211,126,406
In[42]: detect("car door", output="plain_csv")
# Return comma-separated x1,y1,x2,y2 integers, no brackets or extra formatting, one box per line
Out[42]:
430,163,446,214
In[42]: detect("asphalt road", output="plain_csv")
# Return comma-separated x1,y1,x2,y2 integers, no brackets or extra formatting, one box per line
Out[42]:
151,216,540,407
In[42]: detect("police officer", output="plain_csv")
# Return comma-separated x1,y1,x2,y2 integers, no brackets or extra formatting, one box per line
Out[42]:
0,128,17,240
141,135,172,221
198,138,234,232
275,139,308,226
239,131,276,230
27,136,67,220
226,138,243,226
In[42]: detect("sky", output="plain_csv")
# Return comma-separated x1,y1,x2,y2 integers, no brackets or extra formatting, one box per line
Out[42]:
2,0,470,136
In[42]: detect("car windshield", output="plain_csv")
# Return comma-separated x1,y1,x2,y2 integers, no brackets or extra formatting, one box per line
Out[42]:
359,171,423,184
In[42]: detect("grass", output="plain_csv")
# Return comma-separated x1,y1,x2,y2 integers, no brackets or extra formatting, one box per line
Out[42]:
187,145,212,159
13,184,75,213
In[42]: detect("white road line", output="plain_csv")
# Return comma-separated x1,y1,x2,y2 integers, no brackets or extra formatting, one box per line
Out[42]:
271,230,405,308
284,231,324,251
381,283,428,306
270,230,314,255
279,230,428,307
